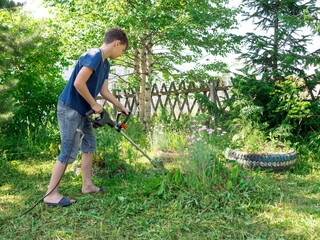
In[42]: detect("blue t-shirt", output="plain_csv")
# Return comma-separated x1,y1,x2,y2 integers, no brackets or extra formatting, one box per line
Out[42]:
59,48,110,115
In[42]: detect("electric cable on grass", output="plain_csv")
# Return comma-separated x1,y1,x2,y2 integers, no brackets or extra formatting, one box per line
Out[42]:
1,109,167,221
1,122,83,221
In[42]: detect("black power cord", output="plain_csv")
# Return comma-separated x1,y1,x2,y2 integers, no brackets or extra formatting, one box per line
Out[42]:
1,118,84,221
1,110,129,221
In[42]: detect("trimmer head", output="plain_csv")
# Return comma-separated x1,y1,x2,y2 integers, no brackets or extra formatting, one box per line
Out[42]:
146,157,168,175
150,157,164,168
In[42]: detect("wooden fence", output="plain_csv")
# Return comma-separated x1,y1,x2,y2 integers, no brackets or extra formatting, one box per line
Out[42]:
100,79,319,121
108,81,231,120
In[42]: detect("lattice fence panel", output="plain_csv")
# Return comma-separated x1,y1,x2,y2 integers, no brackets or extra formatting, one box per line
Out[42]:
109,81,230,120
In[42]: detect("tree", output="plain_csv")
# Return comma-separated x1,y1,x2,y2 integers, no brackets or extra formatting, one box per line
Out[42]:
0,0,23,116
0,0,23,9
240,0,320,80
0,9,66,133
0,0,23,70
44,0,239,125
228,0,320,137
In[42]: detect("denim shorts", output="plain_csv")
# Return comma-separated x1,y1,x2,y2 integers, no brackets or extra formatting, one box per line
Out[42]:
57,100,96,164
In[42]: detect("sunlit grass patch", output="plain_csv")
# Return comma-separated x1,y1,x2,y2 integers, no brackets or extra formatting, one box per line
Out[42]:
15,160,54,175
1,115,320,239
0,194,24,203
259,202,320,238
0,184,13,191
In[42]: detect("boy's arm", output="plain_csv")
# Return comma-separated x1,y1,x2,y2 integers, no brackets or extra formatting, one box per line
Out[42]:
100,80,129,115
74,66,103,113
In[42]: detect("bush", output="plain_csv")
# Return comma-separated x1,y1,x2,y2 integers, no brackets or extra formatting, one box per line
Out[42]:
0,10,65,160
94,114,149,174
154,119,278,211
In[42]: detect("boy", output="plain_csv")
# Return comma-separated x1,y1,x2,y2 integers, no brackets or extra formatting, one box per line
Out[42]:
44,28,129,207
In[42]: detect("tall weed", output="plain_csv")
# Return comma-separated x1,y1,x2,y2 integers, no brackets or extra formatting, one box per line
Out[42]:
156,119,256,194
94,114,149,173
0,124,60,161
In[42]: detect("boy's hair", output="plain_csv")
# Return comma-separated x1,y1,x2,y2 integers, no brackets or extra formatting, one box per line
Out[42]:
103,28,129,50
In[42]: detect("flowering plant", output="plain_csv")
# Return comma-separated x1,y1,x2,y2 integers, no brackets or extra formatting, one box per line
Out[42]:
182,120,227,146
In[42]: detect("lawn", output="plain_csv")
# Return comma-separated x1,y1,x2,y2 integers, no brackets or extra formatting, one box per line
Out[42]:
0,155,319,240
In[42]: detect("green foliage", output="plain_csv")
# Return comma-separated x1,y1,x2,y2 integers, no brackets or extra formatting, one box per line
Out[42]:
240,0,320,79
0,10,66,159
272,75,311,122
230,122,293,154
194,92,224,121
43,0,240,84
94,127,125,173
0,0,23,9
153,118,244,194
226,73,273,124
153,120,281,221
149,125,187,153
226,72,320,153
227,72,320,142
1,124,60,161
302,2,320,36
94,113,149,173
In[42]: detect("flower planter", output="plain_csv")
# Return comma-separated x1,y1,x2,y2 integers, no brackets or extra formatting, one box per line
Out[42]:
225,148,297,171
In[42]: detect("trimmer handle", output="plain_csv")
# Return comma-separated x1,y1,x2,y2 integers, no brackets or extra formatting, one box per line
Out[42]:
116,112,131,131
85,109,95,116
85,109,130,130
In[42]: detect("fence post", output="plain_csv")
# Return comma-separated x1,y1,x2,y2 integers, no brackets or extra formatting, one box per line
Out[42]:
210,81,217,104
209,81,219,120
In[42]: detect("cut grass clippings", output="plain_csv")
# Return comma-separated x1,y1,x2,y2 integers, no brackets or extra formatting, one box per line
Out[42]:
0,158,319,240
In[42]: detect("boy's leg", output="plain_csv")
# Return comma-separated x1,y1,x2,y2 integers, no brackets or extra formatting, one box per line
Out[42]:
44,100,83,204
81,152,101,194
80,117,103,194
44,161,76,203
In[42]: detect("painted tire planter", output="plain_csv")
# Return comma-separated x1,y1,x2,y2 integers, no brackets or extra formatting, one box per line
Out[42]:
225,148,297,171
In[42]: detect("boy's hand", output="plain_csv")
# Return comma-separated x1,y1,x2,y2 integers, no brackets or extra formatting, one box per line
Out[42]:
91,102,103,114
120,106,129,116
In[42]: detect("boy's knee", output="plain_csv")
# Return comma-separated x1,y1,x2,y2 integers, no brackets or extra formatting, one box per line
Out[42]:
82,152,93,155
57,157,76,165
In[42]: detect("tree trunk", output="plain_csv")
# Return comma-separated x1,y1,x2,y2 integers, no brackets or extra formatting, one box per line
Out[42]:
144,40,153,125
134,48,141,115
273,0,280,80
139,46,147,125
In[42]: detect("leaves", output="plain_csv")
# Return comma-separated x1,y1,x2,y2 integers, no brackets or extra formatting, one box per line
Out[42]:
0,9,65,134
240,0,320,78
43,0,239,83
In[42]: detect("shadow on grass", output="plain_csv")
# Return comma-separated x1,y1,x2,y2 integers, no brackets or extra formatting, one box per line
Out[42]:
0,159,86,220
245,166,320,239
0,160,51,218
0,158,319,240
0,158,136,221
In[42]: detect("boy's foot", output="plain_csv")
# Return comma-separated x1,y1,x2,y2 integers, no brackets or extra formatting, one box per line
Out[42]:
45,197,77,207
44,194,76,206
82,185,106,194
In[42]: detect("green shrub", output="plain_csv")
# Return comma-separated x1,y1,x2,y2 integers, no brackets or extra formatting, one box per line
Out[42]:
0,124,60,161
155,119,276,210
0,11,65,160
94,113,149,173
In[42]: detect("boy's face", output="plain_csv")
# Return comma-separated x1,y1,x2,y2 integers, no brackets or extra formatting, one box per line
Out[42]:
111,41,127,59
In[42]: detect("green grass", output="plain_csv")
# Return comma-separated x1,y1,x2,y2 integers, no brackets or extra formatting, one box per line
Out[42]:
0,157,319,240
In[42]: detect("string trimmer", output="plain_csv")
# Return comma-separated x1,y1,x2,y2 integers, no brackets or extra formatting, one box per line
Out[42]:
86,109,167,174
